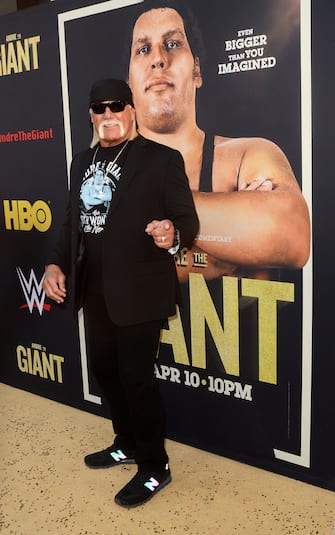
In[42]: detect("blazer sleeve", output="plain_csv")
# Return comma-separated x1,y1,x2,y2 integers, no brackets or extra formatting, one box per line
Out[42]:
46,194,72,275
162,149,199,248
46,151,84,274
47,148,94,274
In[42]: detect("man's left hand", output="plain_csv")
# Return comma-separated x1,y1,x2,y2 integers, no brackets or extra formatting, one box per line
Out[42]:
145,219,175,249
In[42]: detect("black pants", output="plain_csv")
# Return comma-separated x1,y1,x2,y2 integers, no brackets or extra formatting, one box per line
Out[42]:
83,290,168,472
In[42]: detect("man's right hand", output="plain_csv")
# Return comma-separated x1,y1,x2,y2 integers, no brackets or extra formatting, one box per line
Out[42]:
239,176,273,191
43,264,67,304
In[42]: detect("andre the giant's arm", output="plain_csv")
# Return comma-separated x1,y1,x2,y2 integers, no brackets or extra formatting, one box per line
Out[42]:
191,137,310,272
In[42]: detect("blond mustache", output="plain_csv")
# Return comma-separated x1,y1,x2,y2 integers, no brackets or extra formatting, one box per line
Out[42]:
98,120,125,138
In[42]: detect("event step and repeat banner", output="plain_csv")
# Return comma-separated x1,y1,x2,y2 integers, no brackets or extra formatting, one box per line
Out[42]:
1,0,334,491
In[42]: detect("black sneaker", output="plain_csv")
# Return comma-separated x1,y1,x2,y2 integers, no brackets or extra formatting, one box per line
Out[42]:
114,466,171,507
84,445,136,469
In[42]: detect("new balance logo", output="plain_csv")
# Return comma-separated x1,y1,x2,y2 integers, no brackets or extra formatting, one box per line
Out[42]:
17,267,50,315
110,450,127,462
144,477,159,492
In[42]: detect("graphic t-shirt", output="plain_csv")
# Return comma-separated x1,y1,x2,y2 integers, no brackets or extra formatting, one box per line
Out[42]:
79,141,130,284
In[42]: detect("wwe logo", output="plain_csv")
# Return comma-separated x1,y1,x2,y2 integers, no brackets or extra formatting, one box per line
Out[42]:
17,267,50,315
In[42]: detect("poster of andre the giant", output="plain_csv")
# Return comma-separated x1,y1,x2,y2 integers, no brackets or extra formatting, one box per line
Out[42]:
0,0,334,491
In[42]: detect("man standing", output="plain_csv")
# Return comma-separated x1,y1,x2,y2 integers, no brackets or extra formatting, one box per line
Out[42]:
43,78,198,507
128,2,310,280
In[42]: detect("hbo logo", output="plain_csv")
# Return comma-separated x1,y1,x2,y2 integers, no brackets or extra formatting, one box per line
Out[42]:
3,200,52,232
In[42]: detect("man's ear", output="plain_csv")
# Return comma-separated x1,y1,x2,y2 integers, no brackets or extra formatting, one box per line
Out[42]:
193,56,202,88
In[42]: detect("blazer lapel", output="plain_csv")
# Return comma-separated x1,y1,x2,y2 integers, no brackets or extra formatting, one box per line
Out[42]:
108,136,147,214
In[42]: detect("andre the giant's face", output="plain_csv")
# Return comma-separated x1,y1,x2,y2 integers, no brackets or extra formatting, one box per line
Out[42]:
128,8,202,134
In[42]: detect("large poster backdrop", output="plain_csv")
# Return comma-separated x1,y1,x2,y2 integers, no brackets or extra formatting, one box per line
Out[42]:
0,0,333,491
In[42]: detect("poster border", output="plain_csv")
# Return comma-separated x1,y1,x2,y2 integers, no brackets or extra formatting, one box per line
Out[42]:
58,0,313,468
273,0,313,468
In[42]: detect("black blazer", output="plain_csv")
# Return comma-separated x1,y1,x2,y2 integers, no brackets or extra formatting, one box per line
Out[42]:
48,135,199,325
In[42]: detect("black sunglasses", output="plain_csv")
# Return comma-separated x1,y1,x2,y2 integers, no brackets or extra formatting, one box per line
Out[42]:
90,100,128,114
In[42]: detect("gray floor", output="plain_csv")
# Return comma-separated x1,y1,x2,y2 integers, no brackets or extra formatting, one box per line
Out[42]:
1,383,334,534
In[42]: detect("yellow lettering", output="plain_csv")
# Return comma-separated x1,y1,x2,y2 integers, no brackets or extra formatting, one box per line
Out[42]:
174,247,188,267
32,349,44,377
161,307,189,365
18,200,33,230
16,39,30,71
242,279,294,384
0,43,7,75
52,355,64,383
0,35,40,77
28,36,40,69
41,352,54,380
3,200,52,231
16,345,65,383
189,274,239,375
17,345,28,372
6,42,18,74
33,200,52,232
4,200,19,230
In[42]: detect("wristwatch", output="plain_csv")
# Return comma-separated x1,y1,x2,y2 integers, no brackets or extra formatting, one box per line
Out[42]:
168,228,181,255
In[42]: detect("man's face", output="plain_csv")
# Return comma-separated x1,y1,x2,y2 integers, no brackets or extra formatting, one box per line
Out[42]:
90,101,135,146
128,8,202,134
93,169,104,184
